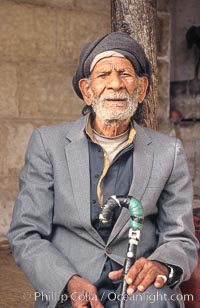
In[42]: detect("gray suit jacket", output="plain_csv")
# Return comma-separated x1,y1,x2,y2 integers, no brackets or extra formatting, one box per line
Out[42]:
8,115,198,308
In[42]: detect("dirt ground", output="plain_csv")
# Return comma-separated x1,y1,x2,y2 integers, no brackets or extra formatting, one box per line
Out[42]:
0,241,35,308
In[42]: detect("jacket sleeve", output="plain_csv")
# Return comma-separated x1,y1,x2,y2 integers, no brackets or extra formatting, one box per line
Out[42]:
8,129,77,307
148,138,199,285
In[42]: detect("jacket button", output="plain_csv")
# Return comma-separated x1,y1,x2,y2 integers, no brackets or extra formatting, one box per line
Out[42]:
106,247,112,254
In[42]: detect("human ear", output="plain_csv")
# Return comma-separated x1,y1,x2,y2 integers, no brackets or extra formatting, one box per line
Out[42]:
79,79,92,106
137,76,149,103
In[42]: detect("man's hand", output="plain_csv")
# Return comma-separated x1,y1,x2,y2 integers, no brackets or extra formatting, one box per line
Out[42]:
66,275,104,308
108,257,169,296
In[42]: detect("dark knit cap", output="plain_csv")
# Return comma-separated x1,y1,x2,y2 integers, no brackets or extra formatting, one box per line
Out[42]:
72,32,152,100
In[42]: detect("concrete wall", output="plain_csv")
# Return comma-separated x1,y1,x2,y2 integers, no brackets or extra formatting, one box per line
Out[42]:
0,0,111,241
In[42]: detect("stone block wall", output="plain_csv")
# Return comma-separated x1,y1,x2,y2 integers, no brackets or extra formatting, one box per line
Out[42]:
0,0,111,241
156,0,200,207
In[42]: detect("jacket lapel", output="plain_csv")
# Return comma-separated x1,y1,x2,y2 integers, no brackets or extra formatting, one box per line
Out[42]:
108,122,154,244
64,116,104,246
65,117,154,246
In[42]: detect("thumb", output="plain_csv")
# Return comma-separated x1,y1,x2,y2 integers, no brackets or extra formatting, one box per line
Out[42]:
108,268,123,281
90,297,104,308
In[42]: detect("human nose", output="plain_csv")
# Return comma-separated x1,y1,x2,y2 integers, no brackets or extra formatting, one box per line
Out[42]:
106,71,124,91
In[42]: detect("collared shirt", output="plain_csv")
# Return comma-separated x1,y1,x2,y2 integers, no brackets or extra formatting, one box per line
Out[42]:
84,116,136,304
85,116,136,243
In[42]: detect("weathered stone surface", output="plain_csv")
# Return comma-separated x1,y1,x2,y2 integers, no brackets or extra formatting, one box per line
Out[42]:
157,13,170,57
157,0,170,12
156,8,171,133
56,10,111,64
13,0,76,10
174,123,200,197
170,0,200,81
0,118,68,176
75,0,111,13
0,179,18,242
157,59,170,98
193,199,200,209
0,63,18,117
0,122,36,177
170,79,200,119
174,122,200,144
0,0,111,240
18,63,83,119
0,1,57,62
0,121,34,240
13,0,110,12
0,118,67,240
157,95,170,130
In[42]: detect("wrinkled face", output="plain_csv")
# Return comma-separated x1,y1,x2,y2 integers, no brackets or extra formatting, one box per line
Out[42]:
90,57,139,95
89,83,139,125
79,57,148,125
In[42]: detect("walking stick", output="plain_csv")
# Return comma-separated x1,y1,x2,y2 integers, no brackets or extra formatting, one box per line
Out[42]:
99,195,144,308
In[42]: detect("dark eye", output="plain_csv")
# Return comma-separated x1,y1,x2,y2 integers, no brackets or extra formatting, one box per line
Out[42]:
120,72,131,77
97,72,109,78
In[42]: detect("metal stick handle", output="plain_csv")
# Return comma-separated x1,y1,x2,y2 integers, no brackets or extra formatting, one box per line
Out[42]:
119,229,141,308
99,196,144,308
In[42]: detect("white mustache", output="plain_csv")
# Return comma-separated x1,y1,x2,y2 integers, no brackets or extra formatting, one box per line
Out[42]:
100,92,129,101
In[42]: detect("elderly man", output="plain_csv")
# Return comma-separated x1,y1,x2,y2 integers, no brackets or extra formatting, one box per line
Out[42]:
8,32,198,308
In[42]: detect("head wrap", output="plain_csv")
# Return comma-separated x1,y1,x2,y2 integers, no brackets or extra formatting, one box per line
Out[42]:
90,51,125,72
72,32,152,100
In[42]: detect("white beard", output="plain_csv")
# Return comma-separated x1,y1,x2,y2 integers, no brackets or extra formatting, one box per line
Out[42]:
90,89,139,126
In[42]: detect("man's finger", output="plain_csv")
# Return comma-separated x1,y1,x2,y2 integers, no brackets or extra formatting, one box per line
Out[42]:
72,302,88,308
90,302,104,308
154,275,168,288
136,270,157,292
126,284,137,296
131,269,147,287
126,258,146,284
108,268,123,280
89,290,104,308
